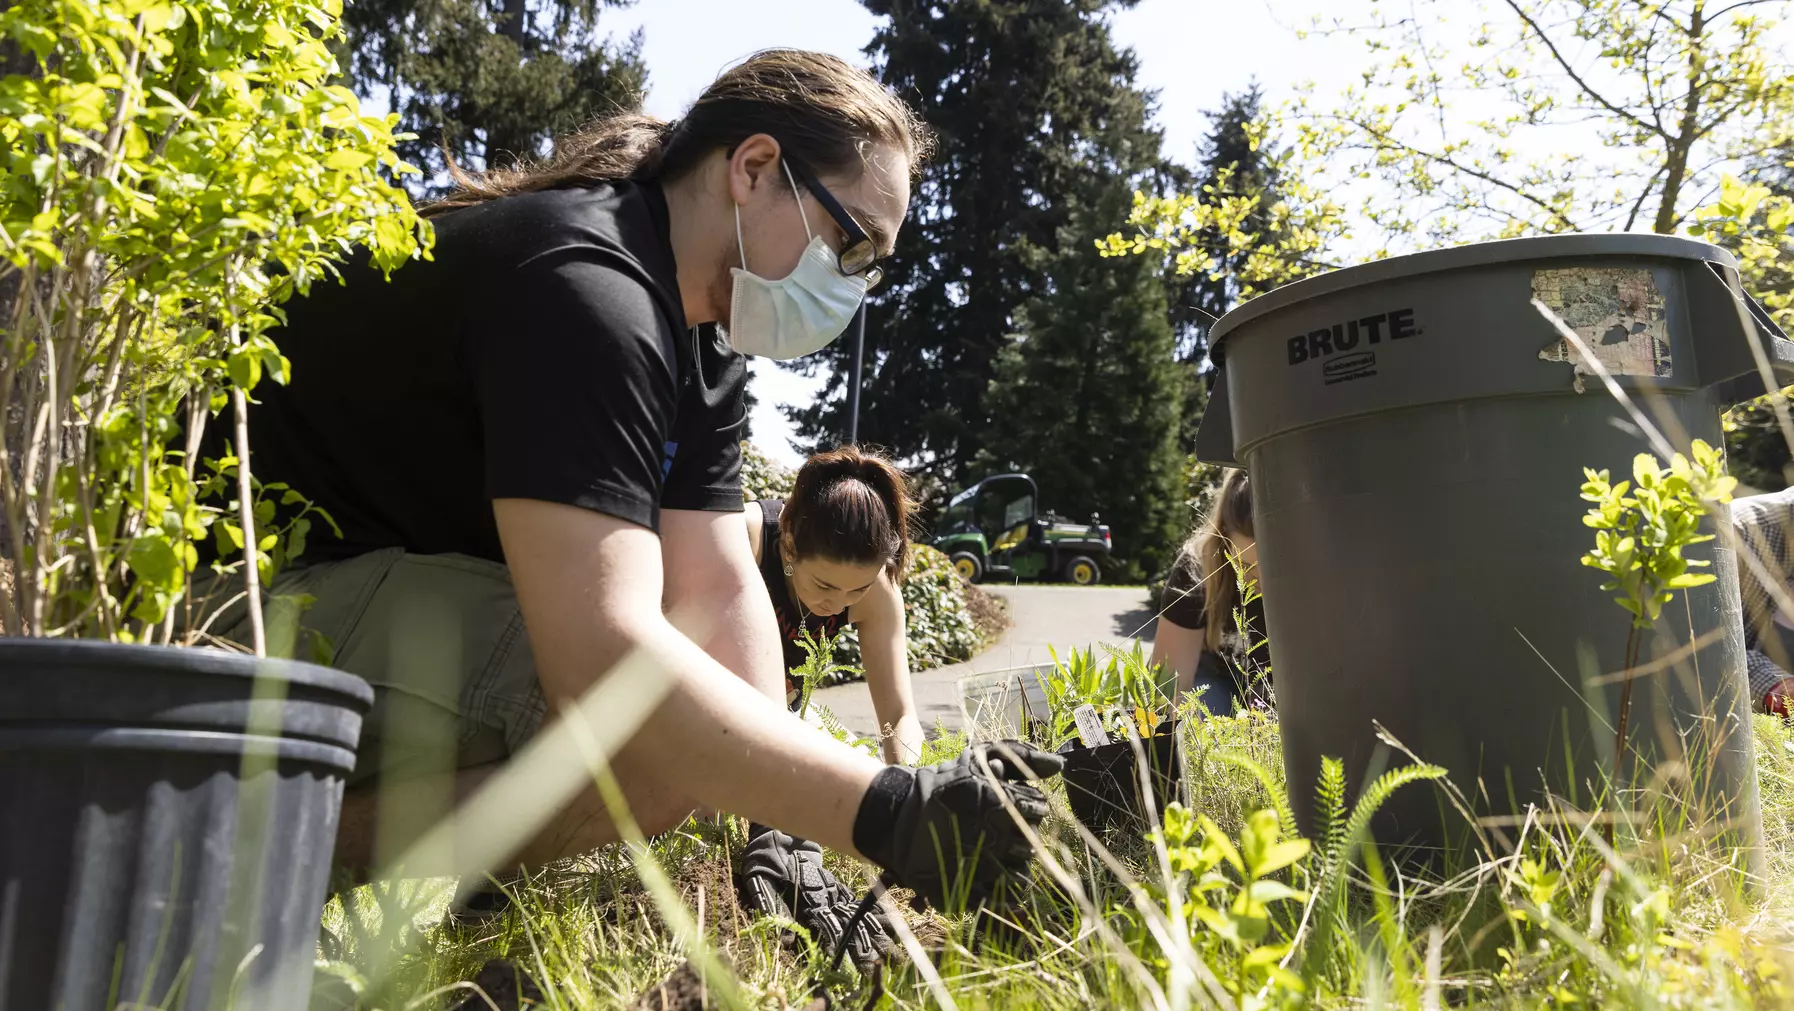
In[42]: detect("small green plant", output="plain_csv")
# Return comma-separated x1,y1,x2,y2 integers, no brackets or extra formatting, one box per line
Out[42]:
812,703,880,759
917,721,968,766
1580,439,1737,763
1034,641,1172,749
1152,801,1311,1004
788,626,861,719
1228,549,1273,711
1296,755,1448,980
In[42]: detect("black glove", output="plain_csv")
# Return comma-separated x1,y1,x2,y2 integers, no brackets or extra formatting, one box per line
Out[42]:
851,740,1064,911
738,824,892,970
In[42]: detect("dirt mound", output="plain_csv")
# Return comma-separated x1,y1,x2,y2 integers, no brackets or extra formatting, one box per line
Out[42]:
963,583,1011,645
632,959,744,1011
448,959,545,1010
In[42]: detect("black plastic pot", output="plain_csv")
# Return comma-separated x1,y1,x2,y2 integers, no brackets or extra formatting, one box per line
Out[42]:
1058,724,1182,835
0,639,372,1011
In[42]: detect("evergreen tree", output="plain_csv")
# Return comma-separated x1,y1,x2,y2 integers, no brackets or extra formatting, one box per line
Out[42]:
978,186,1187,581
1183,84,1284,349
338,0,646,191
1158,85,1294,460
784,0,1163,486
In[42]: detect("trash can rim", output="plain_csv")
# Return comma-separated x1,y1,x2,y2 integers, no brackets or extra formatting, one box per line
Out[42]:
1206,232,1737,366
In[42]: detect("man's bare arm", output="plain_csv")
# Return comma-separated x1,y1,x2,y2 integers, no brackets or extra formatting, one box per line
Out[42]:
494,498,882,854
660,507,785,702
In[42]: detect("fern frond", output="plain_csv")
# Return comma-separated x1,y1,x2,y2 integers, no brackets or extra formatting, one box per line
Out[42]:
1299,759,1448,977
1317,756,1348,874
1218,750,1299,838
1331,762,1449,877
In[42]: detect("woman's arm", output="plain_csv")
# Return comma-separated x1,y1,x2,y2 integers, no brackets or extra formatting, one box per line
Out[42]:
1149,616,1205,698
852,573,924,764
660,507,784,703
743,500,764,565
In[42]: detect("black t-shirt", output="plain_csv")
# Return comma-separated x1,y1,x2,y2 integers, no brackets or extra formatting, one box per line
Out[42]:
1161,557,1270,687
758,499,850,692
220,181,747,562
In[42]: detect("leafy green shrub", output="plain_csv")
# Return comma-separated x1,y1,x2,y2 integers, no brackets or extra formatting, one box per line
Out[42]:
824,543,982,683
1580,440,1736,763
0,0,427,639
739,441,795,501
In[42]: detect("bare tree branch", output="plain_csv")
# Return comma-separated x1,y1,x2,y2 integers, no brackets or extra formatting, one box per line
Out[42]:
1707,0,1787,22
1501,0,1667,141
1331,116,1586,231
1623,164,1668,231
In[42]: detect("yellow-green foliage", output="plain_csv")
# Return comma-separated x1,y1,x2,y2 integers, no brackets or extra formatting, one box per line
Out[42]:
0,0,429,638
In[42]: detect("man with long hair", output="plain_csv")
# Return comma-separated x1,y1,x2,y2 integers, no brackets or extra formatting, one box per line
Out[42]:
214,50,1060,934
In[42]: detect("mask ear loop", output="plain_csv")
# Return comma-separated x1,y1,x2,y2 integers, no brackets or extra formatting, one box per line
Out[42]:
734,202,748,274
781,159,815,241
734,158,816,276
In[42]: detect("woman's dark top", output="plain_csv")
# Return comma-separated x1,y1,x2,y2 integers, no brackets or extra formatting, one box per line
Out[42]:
1161,558,1272,713
208,180,747,564
758,499,850,702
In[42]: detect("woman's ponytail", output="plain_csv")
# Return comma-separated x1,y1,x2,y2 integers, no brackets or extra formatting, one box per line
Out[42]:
782,446,914,580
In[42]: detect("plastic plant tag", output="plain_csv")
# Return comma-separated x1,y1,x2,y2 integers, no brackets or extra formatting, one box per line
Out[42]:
1073,704,1112,748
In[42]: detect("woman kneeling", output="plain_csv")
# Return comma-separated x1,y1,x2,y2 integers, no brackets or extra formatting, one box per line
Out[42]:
746,447,923,763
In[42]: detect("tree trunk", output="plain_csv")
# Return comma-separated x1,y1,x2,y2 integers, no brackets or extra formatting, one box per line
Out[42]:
1654,6,1706,234
498,0,526,45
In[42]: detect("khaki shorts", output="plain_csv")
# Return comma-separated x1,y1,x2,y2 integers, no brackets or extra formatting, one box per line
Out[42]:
210,550,545,788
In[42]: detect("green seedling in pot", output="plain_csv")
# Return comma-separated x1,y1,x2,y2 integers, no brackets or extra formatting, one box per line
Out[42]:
1034,641,1174,749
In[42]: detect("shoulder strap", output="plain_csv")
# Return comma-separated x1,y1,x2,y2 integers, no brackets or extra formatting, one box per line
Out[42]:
759,499,789,601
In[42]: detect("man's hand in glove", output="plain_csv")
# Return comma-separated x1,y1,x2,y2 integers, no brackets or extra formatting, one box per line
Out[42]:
851,740,1065,911
737,824,891,970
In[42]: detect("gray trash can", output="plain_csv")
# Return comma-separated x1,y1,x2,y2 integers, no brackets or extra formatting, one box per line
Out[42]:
1196,234,1791,863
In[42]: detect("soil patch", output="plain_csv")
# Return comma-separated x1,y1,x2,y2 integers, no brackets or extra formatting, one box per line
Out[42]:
632,958,735,1011
448,959,546,1011
963,583,1011,646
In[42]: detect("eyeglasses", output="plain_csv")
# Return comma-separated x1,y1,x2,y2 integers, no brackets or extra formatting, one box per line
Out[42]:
783,156,884,290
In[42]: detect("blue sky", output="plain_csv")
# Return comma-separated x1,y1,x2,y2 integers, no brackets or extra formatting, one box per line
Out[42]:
602,0,1374,465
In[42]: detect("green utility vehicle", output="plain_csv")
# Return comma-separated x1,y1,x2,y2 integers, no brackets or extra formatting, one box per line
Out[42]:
933,474,1112,585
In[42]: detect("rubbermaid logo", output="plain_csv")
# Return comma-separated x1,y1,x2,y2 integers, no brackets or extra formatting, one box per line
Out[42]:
1323,351,1377,385
1288,308,1420,365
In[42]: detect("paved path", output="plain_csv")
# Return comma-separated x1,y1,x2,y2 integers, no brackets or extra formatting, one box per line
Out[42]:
814,584,1160,737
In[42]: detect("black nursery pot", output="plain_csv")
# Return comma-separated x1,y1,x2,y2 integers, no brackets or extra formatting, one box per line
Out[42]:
0,639,372,1011
1058,722,1183,835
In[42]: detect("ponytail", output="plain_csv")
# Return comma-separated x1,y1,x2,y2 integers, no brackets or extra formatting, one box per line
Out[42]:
782,446,914,580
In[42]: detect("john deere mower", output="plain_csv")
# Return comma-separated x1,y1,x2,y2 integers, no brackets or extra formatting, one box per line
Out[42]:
932,474,1111,585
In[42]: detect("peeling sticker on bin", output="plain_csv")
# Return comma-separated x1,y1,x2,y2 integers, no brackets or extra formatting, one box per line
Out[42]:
1535,267,1671,392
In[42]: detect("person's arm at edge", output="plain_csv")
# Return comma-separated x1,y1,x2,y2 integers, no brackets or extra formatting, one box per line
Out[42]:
661,507,785,703
1149,617,1205,698
1736,502,1792,712
853,572,923,764
495,497,883,854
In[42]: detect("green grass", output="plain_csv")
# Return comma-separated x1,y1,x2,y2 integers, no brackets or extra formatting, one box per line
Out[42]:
308,711,1794,1010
